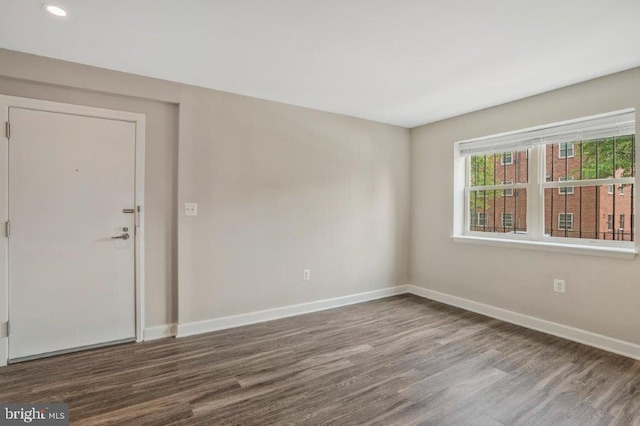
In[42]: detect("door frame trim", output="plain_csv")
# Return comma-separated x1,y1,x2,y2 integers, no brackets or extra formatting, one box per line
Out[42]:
0,95,146,366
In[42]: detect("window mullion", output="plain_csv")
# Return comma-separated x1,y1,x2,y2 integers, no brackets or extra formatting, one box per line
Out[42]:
528,145,543,241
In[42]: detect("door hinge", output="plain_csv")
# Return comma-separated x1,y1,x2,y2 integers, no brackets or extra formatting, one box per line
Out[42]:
5,121,9,139
5,221,9,238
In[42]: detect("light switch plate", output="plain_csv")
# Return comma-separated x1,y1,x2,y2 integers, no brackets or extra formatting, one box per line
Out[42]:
185,203,198,216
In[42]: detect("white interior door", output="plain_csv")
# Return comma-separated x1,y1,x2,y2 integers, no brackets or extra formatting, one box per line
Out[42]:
8,107,137,362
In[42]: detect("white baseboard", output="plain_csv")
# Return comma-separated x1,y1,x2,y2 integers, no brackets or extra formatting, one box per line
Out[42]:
173,282,640,361
176,286,406,338
144,323,177,341
405,284,640,361
0,339,6,367
2,283,634,364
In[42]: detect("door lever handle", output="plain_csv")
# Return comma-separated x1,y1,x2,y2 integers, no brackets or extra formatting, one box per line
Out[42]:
111,233,130,240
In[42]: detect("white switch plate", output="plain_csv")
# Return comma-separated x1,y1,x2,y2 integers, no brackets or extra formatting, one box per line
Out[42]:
185,203,198,216
303,269,311,281
553,279,565,293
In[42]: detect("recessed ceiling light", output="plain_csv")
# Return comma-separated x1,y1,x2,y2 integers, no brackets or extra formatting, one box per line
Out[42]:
44,5,67,17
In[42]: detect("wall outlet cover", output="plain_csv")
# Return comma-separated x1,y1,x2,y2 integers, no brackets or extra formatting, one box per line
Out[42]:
185,203,198,216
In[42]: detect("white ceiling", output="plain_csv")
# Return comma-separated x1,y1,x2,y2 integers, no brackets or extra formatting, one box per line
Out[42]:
1,0,639,128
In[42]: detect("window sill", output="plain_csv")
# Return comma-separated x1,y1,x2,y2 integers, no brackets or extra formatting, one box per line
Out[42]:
452,235,638,260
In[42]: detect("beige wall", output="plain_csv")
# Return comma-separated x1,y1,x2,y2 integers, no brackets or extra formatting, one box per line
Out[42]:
177,90,410,321
0,49,410,328
411,67,640,344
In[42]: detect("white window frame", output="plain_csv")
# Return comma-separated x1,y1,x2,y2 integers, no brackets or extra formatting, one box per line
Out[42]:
607,214,614,230
501,152,513,165
476,212,486,227
558,213,574,231
558,177,574,195
558,142,574,158
501,213,514,228
502,180,514,196
452,109,638,259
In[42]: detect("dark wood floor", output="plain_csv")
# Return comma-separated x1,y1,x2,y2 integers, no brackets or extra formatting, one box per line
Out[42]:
1,294,640,425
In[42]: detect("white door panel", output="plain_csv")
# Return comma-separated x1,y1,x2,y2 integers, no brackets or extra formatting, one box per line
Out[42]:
8,107,136,361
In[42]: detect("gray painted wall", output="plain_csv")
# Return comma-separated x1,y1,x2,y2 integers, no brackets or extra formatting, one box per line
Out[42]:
0,48,411,328
411,67,640,344
177,88,411,322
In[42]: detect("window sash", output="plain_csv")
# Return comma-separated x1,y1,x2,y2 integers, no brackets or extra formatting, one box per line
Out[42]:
501,213,514,228
541,177,634,189
501,180,515,196
458,109,635,156
558,177,574,194
467,176,634,192
558,213,574,230
558,143,574,158
501,152,513,165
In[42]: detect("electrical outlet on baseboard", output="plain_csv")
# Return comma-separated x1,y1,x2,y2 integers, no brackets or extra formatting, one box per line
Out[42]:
553,279,566,294
303,269,311,281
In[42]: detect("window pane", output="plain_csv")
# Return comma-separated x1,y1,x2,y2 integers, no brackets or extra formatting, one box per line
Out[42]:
470,150,529,186
557,177,574,195
469,189,527,234
558,142,574,158
546,136,636,183
544,184,634,241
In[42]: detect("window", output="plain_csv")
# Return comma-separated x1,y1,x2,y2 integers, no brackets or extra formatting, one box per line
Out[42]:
559,142,574,158
501,213,514,228
620,214,625,229
558,177,574,195
503,180,514,196
619,185,625,196
558,213,574,230
455,109,637,255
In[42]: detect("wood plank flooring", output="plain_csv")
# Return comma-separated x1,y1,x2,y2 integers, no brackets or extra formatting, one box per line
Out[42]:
2,294,640,425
